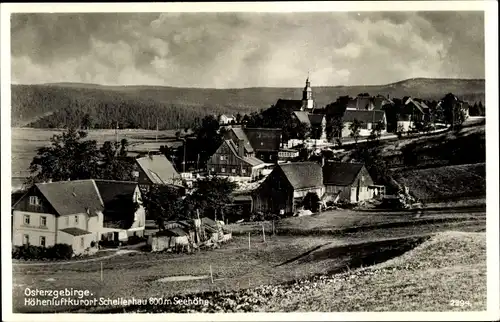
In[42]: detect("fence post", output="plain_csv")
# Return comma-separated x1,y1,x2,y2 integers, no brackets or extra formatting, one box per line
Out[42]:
210,264,214,284
248,232,251,250
262,223,266,242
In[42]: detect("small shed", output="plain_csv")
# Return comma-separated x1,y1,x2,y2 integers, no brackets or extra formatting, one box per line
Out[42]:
148,228,191,252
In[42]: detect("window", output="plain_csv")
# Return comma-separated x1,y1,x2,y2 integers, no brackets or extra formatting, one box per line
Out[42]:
40,236,46,247
29,196,40,206
23,234,29,245
65,216,69,226
40,216,47,227
80,237,84,248
221,168,226,173
242,169,246,174
210,168,215,172
75,215,79,224
232,168,236,173
220,155,226,161
23,215,30,225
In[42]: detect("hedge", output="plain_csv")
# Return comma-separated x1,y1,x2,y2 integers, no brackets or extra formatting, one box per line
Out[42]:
12,243,73,260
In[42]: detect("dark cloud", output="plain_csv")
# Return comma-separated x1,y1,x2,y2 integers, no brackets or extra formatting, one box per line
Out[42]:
11,11,485,87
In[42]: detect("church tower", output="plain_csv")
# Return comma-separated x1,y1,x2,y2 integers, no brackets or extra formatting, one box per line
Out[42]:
301,74,314,110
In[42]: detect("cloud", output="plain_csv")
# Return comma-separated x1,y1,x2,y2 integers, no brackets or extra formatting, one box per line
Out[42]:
10,11,484,87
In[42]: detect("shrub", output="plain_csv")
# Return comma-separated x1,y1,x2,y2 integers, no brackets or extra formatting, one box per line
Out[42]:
12,243,73,260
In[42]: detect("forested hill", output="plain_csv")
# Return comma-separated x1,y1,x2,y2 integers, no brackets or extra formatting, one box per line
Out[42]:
11,78,485,129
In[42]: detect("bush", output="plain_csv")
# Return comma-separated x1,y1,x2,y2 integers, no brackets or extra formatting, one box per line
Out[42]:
12,243,74,260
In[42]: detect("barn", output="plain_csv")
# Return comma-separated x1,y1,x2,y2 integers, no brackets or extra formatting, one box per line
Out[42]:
322,161,378,203
253,162,324,216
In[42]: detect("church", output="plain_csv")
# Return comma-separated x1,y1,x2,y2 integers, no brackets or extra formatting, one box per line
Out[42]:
274,76,315,111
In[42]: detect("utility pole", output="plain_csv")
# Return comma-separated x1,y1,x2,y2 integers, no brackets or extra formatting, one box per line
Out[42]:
115,121,118,143
183,139,187,173
156,119,158,142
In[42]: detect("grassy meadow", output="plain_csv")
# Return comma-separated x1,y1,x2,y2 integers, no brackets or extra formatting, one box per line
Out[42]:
10,127,179,188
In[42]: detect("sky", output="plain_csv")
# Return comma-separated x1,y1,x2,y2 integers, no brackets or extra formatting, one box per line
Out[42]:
10,11,485,88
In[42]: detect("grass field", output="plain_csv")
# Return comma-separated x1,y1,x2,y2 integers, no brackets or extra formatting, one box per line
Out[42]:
10,127,179,185
12,215,486,313
228,207,486,236
261,231,486,312
391,163,486,202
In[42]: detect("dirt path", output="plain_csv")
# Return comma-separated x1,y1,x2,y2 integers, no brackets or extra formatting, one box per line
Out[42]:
12,249,138,267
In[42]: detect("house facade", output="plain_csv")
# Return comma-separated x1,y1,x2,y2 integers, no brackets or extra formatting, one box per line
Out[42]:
341,110,387,137
12,180,146,255
219,114,235,125
253,162,324,215
397,98,430,131
244,128,282,163
322,162,376,203
207,140,265,180
12,180,105,255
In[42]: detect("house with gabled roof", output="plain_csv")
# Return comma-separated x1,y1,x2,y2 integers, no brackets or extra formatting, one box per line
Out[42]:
219,114,236,125
12,179,146,255
397,97,431,131
135,154,183,189
207,139,265,180
322,161,379,203
253,162,324,215
341,110,387,137
94,180,146,241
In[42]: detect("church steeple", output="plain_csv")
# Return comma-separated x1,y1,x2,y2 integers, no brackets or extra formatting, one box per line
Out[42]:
302,72,314,110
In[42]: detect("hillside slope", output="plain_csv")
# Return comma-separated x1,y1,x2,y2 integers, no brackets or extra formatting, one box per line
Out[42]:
11,78,485,128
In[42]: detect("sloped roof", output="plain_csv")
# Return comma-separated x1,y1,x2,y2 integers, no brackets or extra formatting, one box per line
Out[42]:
308,114,325,126
60,227,92,236
279,162,323,190
225,140,265,167
276,99,304,111
35,180,104,217
322,162,365,186
136,154,181,184
244,128,282,152
342,110,385,123
293,111,311,125
404,98,428,115
229,127,254,153
347,97,375,110
201,217,218,228
94,180,137,206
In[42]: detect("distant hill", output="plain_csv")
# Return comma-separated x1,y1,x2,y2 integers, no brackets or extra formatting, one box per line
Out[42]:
11,78,485,129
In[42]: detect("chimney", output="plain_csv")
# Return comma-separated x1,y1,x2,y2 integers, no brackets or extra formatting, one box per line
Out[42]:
238,139,245,157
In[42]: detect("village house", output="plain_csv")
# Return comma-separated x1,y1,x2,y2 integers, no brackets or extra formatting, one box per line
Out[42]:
135,154,183,189
94,180,146,242
397,97,431,131
207,139,265,180
322,161,382,203
278,148,300,161
341,110,387,137
292,111,327,141
219,114,236,125
11,179,146,255
244,128,282,162
253,162,324,215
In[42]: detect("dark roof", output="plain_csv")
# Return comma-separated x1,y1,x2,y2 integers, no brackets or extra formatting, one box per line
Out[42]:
229,127,254,154
275,99,304,111
342,110,385,123
156,227,189,237
225,140,265,166
308,114,325,125
347,97,375,110
60,227,92,236
244,128,282,152
322,162,365,186
279,162,323,190
94,180,137,206
403,98,429,115
293,111,311,125
35,180,104,217
136,154,181,184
